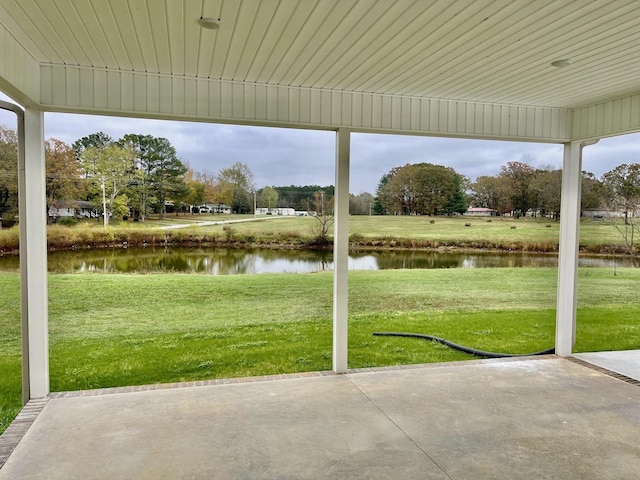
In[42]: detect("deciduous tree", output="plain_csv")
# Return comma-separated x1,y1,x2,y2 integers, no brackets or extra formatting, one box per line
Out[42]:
0,126,18,222
217,162,255,214
601,163,640,225
498,161,536,217
257,186,279,210
79,144,138,225
45,138,86,212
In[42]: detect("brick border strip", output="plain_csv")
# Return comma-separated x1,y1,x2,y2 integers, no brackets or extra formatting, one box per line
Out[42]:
567,356,640,387
48,355,558,399
0,398,48,470
48,370,337,398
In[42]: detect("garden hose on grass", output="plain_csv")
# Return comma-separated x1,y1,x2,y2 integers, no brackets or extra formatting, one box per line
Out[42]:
373,332,555,359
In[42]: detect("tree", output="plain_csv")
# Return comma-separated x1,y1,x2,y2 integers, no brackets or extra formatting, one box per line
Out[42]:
498,161,536,217
441,174,469,216
0,126,18,222
311,189,333,243
349,192,374,215
217,162,255,214
601,164,640,262
601,164,640,225
581,171,606,211
79,144,138,226
373,174,390,215
273,185,334,211
257,186,279,210
72,132,113,178
45,138,86,214
183,165,207,212
470,175,512,215
530,168,562,219
118,134,187,220
377,163,460,215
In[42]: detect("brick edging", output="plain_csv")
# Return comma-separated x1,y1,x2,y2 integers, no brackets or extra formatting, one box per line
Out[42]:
0,398,48,470
567,356,640,387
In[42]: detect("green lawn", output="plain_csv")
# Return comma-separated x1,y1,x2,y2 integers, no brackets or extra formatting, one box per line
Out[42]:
194,215,628,250
1,266,639,433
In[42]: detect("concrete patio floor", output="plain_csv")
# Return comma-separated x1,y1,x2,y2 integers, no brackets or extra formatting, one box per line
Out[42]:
1,355,639,480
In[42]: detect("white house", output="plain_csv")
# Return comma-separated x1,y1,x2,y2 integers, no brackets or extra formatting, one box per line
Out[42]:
256,207,297,216
48,200,97,220
582,209,628,219
464,207,495,217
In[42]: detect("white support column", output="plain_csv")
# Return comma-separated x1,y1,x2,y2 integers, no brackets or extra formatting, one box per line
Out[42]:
333,128,350,373
555,142,583,356
18,107,49,399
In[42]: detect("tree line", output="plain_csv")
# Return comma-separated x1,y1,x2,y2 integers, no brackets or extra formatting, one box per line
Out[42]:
0,127,340,223
374,160,640,220
2,123,639,225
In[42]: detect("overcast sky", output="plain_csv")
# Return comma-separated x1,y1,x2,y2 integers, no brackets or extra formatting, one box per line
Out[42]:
1,93,637,195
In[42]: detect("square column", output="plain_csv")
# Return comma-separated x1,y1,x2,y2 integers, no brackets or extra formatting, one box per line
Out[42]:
18,107,49,400
333,129,350,373
555,142,582,356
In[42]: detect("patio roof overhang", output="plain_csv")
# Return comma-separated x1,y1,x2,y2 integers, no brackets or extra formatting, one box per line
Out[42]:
1,0,640,402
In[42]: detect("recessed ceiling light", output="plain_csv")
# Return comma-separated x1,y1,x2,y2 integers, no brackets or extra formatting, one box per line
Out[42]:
198,17,221,30
551,58,573,68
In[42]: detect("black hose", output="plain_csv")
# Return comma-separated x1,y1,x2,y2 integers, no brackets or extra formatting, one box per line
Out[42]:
373,331,555,359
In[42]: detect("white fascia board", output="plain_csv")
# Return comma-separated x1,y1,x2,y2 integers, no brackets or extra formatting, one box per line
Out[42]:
571,92,640,141
39,64,572,143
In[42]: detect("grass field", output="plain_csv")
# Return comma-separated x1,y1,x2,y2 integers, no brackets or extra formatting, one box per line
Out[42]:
171,214,629,248
0,215,633,253
1,266,639,433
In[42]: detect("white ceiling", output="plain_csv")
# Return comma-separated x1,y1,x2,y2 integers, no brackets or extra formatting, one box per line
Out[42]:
2,0,639,110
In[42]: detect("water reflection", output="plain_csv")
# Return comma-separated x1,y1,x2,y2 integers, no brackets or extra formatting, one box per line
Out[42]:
0,247,633,274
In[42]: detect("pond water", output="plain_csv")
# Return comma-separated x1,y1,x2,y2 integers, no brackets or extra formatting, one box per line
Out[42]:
0,247,633,274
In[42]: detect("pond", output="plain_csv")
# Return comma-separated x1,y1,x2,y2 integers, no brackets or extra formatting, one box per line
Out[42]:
0,247,633,274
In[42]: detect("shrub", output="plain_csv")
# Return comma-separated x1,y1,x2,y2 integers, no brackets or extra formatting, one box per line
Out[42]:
349,233,365,244
57,217,78,227
223,225,235,241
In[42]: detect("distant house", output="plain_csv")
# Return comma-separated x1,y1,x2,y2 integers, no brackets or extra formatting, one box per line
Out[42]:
192,203,231,214
211,204,231,214
464,207,495,217
255,207,297,216
48,200,97,220
582,208,627,219
273,207,296,216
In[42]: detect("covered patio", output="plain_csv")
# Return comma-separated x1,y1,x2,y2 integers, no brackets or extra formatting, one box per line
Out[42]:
1,356,639,479
1,0,640,477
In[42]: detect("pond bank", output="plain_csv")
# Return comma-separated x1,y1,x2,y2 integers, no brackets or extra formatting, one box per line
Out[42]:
0,221,635,256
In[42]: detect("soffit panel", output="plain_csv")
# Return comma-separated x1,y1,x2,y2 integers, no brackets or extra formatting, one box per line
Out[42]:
1,0,640,110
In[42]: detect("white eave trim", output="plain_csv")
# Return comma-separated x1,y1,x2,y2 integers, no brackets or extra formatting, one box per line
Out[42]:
38,64,571,142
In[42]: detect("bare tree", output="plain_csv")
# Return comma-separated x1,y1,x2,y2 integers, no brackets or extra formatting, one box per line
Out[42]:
601,163,640,263
311,190,333,244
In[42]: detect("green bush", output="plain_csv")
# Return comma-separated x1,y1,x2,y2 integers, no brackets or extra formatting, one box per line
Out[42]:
57,217,78,227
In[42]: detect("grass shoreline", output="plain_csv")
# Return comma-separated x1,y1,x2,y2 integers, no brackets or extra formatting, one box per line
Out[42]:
0,215,636,256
